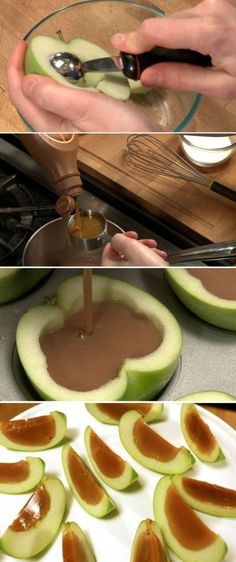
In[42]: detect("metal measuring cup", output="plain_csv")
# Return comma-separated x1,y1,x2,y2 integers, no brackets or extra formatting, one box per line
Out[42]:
68,210,111,251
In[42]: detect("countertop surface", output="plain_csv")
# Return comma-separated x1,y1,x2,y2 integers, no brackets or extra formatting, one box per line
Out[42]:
1,0,236,132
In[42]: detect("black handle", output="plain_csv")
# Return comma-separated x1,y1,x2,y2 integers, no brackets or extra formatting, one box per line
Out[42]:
120,47,212,80
210,181,236,203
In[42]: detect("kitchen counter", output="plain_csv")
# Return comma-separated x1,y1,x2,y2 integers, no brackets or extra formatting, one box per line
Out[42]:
77,134,236,244
1,0,236,132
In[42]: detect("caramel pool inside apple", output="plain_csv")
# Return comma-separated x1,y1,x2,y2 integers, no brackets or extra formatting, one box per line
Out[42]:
97,403,153,420
68,447,104,505
182,477,236,507
63,530,88,562
134,520,168,562
0,460,29,483
187,269,236,300
133,418,178,462
90,429,125,478
1,416,56,446
10,483,50,532
184,407,216,455
165,484,215,550
40,300,163,392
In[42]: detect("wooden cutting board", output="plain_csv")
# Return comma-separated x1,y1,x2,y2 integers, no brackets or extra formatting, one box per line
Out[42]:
77,134,236,244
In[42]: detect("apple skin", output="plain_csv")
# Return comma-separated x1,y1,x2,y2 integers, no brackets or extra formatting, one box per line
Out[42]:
153,475,227,562
0,268,50,304
181,404,224,463
165,268,236,331
16,275,182,401
0,456,45,494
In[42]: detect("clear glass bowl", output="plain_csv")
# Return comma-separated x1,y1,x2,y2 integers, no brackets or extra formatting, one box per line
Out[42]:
23,0,201,132
179,134,236,167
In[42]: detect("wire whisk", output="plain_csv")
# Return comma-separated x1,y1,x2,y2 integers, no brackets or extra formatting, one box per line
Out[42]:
126,134,236,203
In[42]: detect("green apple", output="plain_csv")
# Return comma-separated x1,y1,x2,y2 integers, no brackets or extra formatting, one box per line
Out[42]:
130,519,170,562
86,402,164,424
0,411,67,451
0,477,66,559
84,426,138,490
172,475,236,518
181,404,224,463
0,268,50,304
62,521,96,562
154,476,227,562
16,274,182,401
119,410,194,474
0,456,45,494
62,443,116,518
176,391,236,402
165,268,236,331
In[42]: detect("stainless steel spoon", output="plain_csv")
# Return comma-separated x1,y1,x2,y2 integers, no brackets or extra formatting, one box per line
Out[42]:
168,240,236,264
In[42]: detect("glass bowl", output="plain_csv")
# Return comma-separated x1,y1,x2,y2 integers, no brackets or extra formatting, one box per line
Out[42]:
179,134,236,167
23,0,201,132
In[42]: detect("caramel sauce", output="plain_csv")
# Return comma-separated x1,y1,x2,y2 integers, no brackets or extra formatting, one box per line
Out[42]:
1,415,56,446
68,446,104,504
133,418,178,462
0,460,29,483
182,477,236,508
10,483,50,532
97,403,152,421
71,213,104,239
187,269,236,300
184,406,216,454
83,269,93,335
90,429,125,478
165,484,215,550
40,300,162,392
63,531,88,562
134,520,168,562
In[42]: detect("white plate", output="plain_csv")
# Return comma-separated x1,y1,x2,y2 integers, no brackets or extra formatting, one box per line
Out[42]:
0,403,235,562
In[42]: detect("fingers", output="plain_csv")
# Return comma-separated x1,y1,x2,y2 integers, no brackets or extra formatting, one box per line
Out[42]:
110,234,169,266
141,63,236,98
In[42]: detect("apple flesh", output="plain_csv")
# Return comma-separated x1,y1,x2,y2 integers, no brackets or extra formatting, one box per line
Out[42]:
181,404,224,463
0,456,45,494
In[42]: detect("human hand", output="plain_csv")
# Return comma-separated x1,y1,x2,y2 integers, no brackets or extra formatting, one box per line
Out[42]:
101,231,169,266
112,0,236,99
7,41,161,133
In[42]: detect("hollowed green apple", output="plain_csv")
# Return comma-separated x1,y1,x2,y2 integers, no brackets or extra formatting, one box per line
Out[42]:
0,411,67,451
62,443,116,518
176,391,236,402
62,521,96,562
119,411,194,474
154,476,227,562
172,475,236,518
86,402,164,424
85,426,138,490
0,268,50,304
0,477,66,559
165,268,236,331
181,404,224,463
0,456,45,494
16,275,182,401
130,519,170,562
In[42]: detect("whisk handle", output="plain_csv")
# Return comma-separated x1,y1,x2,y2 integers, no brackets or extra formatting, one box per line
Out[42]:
120,47,212,80
210,181,236,203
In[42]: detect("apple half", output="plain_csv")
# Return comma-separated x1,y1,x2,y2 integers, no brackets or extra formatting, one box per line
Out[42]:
165,268,236,331
176,391,236,402
0,268,50,304
130,519,170,562
62,521,96,562
154,475,227,562
0,477,66,559
119,411,194,474
86,402,164,424
172,475,236,518
181,404,224,463
0,411,67,451
62,443,116,518
0,456,45,494
16,275,182,401
85,425,138,490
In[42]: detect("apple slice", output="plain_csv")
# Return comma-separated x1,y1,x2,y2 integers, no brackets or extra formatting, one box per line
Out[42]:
176,391,236,402
0,268,50,304
0,411,67,451
62,521,96,562
62,443,116,518
0,456,45,494
154,476,227,562
119,411,194,474
172,475,236,518
130,519,170,562
0,477,66,559
85,426,138,490
181,404,224,463
86,403,164,424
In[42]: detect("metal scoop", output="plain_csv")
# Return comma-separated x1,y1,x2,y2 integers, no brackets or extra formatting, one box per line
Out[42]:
68,210,111,251
50,47,212,82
